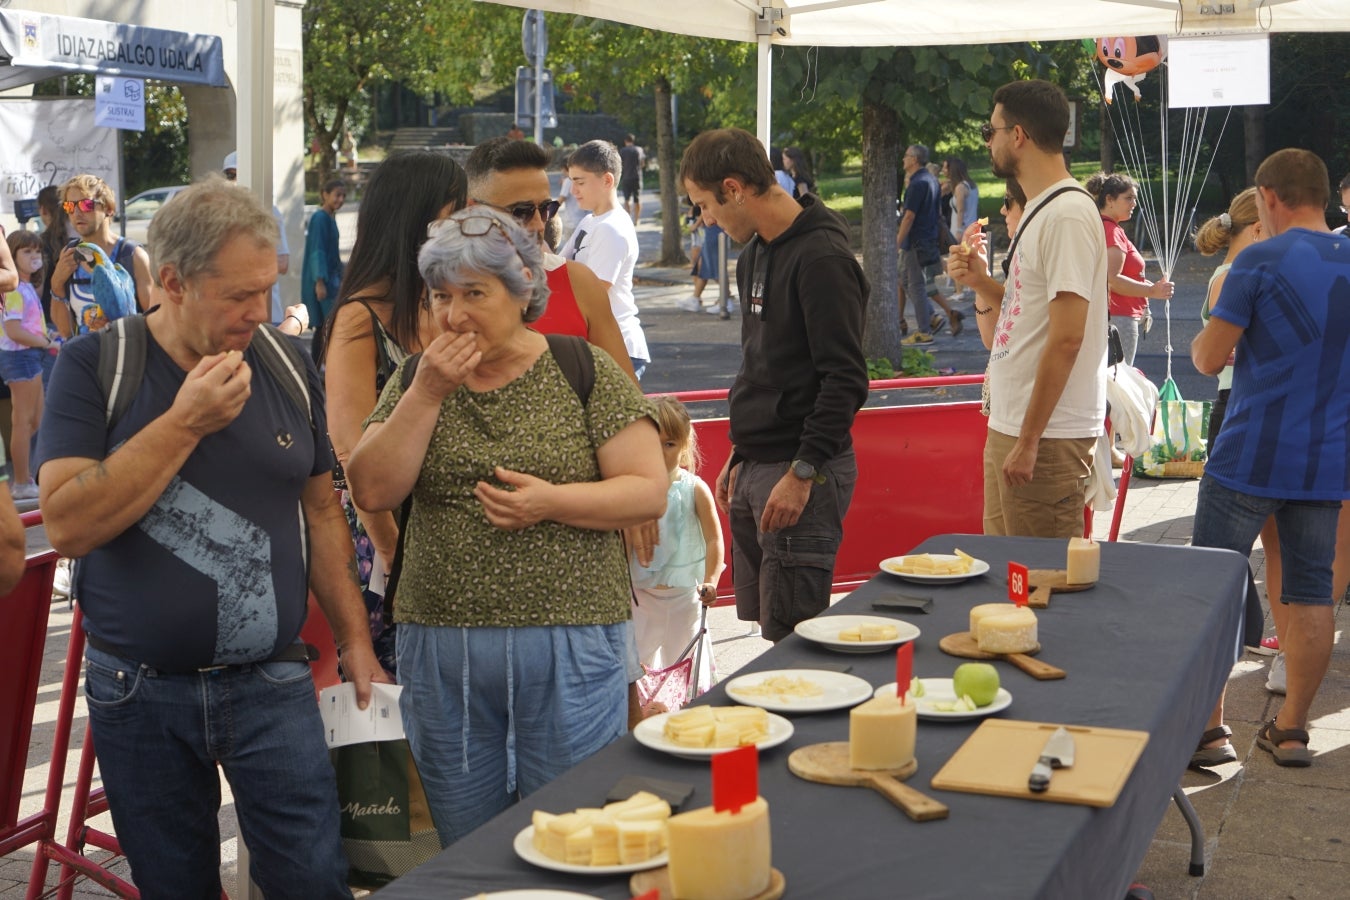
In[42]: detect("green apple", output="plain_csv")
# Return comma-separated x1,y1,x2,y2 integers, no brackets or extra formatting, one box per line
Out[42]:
952,663,1000,708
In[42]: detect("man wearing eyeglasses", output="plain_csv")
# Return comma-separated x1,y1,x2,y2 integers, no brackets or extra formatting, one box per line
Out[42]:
464,137,636,384
48,174,153,337
951,79,1107,539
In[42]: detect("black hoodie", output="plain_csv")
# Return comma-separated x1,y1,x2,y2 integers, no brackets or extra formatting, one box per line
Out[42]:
728,194,869,469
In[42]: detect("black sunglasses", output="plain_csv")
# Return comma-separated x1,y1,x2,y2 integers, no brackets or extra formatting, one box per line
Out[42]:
475,199,559,226
980,122,1017,143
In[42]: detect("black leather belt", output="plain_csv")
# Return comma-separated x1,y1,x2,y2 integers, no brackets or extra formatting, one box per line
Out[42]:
85,633,319,674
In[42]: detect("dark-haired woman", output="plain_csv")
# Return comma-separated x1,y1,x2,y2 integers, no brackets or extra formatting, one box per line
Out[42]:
1086,171,1173,366
782,147,815,198
322,150,468,676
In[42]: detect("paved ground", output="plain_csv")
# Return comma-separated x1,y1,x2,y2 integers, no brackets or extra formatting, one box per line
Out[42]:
6,191,1347,898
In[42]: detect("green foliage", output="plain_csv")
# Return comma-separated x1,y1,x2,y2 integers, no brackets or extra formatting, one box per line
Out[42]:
900,347,939,377
866,357,895,380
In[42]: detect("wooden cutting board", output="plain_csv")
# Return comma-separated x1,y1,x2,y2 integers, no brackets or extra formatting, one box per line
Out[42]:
631,866,786,900
1026,569,1095,609
788,742,949,821
938,631,1066,680
930,719,1149,808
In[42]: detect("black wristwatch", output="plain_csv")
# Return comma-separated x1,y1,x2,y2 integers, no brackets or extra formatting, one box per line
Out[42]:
791,459,826,485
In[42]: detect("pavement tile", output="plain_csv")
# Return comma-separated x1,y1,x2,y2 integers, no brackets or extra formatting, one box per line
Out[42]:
1218,781,1350,864
1197,847,1350,899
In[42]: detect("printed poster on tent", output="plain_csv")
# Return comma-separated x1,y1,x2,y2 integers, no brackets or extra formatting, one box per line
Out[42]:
1168,35,1270,109
0,98,119,221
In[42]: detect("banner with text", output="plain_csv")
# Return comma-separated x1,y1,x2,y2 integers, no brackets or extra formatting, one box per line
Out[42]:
0,99,118,217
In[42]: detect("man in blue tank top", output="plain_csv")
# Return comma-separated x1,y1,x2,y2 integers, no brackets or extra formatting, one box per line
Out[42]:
1190,148,1350,769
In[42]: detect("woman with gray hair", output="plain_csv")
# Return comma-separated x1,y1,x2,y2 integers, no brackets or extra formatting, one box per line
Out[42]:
346,206,667,845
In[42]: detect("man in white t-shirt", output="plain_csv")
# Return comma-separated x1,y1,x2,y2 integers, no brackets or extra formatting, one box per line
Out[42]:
949,79,1108,538
564,140,651,379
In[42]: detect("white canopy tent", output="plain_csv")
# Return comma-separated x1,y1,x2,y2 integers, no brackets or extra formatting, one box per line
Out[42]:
478,0,1350,145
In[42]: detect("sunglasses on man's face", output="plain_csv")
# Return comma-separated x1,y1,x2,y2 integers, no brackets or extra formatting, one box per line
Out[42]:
980,123,1017,143
62,199,100,214
476,199,560,226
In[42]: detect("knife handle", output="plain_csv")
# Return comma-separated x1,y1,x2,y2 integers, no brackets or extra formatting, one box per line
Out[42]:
1028,759,1053,792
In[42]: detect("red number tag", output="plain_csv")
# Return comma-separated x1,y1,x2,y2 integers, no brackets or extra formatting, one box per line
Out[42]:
1008,562,1029,607
712,745,758,814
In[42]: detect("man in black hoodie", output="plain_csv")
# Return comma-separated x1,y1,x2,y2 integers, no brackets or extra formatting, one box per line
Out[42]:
679,128,869,641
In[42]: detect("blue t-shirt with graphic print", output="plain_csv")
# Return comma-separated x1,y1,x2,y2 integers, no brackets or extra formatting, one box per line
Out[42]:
1208,228,1350,500
35,324,332,670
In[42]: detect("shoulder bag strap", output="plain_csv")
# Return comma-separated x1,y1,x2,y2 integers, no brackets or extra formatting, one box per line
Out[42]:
97,314,147,428
1005,186,1092,267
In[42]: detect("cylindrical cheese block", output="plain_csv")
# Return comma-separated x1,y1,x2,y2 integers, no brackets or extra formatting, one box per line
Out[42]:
667,796,771,900
1067,536,1100,584
849,693,917,770
975,606,1039,654
969,602,1014,634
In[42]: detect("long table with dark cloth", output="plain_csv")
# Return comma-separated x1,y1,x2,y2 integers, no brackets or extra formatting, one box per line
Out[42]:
377,535,1250,900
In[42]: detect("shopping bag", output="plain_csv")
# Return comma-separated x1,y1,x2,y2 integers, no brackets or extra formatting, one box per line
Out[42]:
331,738,441,886
321,683,440,885
1132,377,1211,479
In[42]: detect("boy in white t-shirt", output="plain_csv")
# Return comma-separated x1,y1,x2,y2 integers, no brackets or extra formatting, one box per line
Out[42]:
563,140,650,379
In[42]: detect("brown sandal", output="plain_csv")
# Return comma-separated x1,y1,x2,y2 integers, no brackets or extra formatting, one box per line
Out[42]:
950,309,965,336
1189,725,1236,768
1257,717,1312,767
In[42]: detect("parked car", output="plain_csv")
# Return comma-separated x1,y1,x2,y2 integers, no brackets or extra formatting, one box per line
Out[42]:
117,185,187,246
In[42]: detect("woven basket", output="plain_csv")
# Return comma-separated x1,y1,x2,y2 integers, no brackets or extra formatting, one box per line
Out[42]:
1161,459,1206,479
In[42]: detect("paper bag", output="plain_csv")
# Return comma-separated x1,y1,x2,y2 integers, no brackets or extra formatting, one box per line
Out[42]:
331,737,441,885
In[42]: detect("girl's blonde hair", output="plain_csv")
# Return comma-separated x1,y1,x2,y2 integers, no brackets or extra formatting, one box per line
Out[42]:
6,229,43,284
650,394,698,471
1195,187,1259,256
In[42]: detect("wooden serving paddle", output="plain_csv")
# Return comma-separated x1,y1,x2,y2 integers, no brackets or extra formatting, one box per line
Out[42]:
1025,569,1095,609
631,866,786,900
938,631,1066,680
787,742,948,822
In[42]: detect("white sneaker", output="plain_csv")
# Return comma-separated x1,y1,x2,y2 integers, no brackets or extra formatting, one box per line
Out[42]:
746,622,762,637
706,300,738,315
676,295,703,312
1266,652,1287,695
10,481,38,501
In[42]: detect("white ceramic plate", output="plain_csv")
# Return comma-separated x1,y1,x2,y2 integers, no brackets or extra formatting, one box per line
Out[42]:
513,826,667,875
873,677,1013,720
723,669,874,713
465,892,603,899
794,614,921,653
879,554,991,583
633,710,795,759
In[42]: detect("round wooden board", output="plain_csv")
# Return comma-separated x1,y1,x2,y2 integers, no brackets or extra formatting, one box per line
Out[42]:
787,741,918,785
939,631,1041,660
631,865,785,900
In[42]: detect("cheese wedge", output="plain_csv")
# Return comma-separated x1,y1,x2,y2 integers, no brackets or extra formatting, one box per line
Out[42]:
667,796,771,900
617,818,664,864
1066,536,1100,584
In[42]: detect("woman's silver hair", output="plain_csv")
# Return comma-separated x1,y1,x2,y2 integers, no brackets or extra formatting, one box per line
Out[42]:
419,206,549,322
148,175,278,285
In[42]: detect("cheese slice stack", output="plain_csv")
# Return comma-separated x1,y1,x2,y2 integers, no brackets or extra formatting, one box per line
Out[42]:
969,603,1038,654
849,693,917,770
663,705,769,748
531,791,671,866
667,796,771,900
839,622,899,642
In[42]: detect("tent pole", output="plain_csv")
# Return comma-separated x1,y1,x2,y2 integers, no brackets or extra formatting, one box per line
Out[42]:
755,25,773,151
237,0,276,213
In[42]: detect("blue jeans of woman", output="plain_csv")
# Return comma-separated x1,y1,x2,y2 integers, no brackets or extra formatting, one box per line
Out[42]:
397,622,628,846
83,645,350,900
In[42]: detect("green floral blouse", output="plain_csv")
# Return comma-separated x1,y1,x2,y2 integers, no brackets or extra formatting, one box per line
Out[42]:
367,346,657,629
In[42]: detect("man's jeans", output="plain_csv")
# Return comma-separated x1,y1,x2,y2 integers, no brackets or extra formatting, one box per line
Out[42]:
901,247,934,332
1192,474,1339,605
84,645,351,900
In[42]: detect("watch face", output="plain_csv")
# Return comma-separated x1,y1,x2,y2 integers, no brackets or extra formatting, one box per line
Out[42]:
793,460,814,479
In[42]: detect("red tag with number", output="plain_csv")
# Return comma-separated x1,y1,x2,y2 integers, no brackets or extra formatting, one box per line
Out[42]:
895,641,913,703
712,745,758,814
1008,562,1029,607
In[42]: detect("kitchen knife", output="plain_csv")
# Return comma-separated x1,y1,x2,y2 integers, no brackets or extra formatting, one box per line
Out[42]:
1028,727,1075,793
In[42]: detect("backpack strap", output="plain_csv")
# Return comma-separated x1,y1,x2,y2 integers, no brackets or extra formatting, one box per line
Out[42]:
544,332,595,407
97,314,148,427
251,323,314,428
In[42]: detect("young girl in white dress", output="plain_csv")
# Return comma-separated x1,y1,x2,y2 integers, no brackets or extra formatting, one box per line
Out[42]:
630,396,724,693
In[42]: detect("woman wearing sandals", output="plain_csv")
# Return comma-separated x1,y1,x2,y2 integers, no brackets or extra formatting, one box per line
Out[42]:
321,150,468,677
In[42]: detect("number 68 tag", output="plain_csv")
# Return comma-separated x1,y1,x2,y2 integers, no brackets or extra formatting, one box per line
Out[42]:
1008,562,1030,607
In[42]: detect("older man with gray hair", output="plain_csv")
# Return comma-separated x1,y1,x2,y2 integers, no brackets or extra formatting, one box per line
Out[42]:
35,177,386,898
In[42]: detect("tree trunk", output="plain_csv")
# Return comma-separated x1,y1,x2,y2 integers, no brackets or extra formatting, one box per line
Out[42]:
1243,105,1265,185
860,96,901,363
304,85,350,188
1099,106,1115,173
653,74,686,266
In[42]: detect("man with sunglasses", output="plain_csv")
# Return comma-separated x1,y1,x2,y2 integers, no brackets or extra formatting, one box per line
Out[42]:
48,174,153,336
464,137,636,383
951,80,1107,539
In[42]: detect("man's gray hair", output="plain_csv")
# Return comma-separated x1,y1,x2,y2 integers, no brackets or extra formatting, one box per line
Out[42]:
419,207,549,322
148,176,278,286
908,145,929,166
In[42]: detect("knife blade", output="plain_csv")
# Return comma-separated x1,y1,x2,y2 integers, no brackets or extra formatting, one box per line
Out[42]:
1028,727,1075,793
